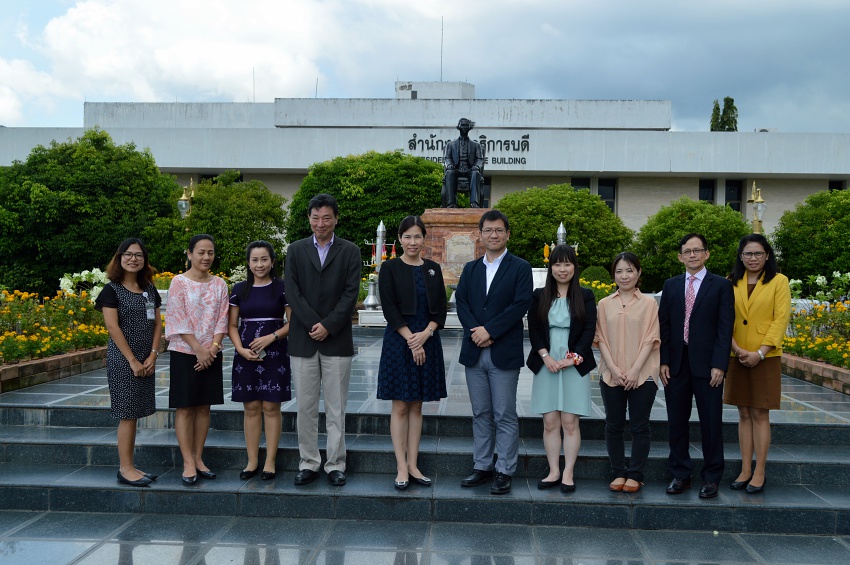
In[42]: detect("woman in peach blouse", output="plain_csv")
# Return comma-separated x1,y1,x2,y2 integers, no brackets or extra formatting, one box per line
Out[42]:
594,252,660,494
166,234,230,486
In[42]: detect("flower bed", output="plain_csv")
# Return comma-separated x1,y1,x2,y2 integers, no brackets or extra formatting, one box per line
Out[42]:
783,300,850,370
1,289,109,364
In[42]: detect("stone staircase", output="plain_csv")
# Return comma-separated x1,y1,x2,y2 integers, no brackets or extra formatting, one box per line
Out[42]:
2,405,849,535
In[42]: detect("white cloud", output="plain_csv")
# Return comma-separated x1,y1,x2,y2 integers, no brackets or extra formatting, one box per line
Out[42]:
0,0,849,131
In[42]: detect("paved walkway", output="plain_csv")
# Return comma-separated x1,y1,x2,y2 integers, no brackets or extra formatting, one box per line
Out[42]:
2,332,850,425
1,512,850,565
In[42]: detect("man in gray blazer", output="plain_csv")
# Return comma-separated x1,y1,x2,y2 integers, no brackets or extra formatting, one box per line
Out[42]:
284,193,362,487
456,210,533,494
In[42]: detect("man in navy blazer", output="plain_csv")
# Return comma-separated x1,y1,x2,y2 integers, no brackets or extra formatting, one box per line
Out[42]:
659,233,734,499
456,210,533,494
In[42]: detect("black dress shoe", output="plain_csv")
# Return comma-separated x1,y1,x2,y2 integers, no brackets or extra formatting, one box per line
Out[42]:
560,482,577,493
699,482,719,499
294,469,320,485
409,475,432,486
261,471,276,481
181,475,198,486
730,475,752,490
745,478,766,494
117,471,151,487
666,477,691,494
537,479,560,490
240,468,258,480
143,473,158,481
394,480,409,491
490,473,512,495
328,470,346,486
461,469,494,487
196,468,216,480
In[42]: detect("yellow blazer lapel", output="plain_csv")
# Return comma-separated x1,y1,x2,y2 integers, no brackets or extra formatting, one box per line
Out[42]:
735,277,751,318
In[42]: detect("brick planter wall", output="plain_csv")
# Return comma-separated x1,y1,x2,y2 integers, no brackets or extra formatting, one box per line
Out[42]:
0,347,108,394
782,354,850,396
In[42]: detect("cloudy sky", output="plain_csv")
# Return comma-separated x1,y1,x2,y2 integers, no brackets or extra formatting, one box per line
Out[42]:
2,0,849,132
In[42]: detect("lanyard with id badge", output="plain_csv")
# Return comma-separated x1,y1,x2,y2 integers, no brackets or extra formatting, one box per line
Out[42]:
142,291,156,320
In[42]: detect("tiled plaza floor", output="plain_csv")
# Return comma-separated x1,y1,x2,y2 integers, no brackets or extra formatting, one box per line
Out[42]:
1,512,850,565
2,332,850,425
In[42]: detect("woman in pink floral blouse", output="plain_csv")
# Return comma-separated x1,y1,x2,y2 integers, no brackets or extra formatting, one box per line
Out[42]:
166,234,230,486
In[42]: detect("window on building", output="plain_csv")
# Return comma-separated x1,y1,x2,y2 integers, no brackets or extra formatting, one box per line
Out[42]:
598,178,617,212
571,177,591,190
725,180,743,212
699,179,716,203
199,172,243,183
828,180,846,191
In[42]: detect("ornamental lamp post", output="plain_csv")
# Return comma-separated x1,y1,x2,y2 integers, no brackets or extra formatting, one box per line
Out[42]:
177,179,195,232
747,181,767,234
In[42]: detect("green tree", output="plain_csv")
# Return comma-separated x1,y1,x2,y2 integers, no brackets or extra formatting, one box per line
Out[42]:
0,128,177,294
710,99,722,131
143,170,289,274
720,96,739,132
494,184,634,269
709,97,738,132
286,151,443,269
633,196,750,291
772,189,850,286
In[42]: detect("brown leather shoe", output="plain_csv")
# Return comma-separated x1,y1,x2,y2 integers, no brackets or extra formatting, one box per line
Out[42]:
622,480,643,493
609,479,626,492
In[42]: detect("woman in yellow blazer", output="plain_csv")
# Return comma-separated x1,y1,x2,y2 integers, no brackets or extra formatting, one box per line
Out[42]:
725,234,791,494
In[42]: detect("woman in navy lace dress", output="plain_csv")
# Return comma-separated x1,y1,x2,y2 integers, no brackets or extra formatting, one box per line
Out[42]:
377,216,447,490
228,241,291,481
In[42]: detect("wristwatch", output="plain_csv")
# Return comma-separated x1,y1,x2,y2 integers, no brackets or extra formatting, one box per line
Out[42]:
541,353,549,359
757,349,765,361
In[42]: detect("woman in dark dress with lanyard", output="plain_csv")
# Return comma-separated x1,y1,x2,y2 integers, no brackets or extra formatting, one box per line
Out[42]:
377,216,447,490
228,241,292,480
96,238,162,487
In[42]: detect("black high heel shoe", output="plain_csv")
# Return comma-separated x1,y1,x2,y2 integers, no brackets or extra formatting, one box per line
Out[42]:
196,468,217,480
730,474,752,490
182,475,198,486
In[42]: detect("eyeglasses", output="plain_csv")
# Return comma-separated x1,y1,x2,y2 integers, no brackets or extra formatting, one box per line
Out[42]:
679,248,705,256
481,228,507,236
122,252,144,260
741,251,766,259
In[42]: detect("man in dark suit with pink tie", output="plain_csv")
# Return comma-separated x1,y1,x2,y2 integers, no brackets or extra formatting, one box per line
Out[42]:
659,233,734,499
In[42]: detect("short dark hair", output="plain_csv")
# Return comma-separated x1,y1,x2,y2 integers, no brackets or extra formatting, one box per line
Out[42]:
307,193,339,217
106,237,155,288
186,234,215,270
478,210,510,232
398,215,427,237
611,252,642,288
457,117,474,129
730,233,779,285
678,233,708,252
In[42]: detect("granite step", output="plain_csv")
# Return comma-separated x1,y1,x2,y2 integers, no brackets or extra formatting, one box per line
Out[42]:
2,424,849,486
0,462,848,535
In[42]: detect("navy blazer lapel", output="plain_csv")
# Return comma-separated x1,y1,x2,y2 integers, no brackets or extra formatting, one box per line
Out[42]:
692,272,713,312
485,252,512,302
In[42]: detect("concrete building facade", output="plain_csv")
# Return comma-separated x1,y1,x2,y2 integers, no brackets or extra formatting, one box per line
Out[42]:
1,81,848,234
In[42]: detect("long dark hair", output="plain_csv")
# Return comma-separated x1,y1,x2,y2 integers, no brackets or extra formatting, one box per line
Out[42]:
730,233,778,285
106,237,155,288
538,244,584,325
238,241,279,301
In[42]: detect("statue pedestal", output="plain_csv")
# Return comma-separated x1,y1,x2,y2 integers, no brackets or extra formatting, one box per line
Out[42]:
420,208,488,285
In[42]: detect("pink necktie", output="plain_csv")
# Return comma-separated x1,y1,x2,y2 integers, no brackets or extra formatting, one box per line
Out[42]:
684,275,696,344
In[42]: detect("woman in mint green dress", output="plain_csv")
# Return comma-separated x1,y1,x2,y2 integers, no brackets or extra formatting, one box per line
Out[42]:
526,245,597,492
